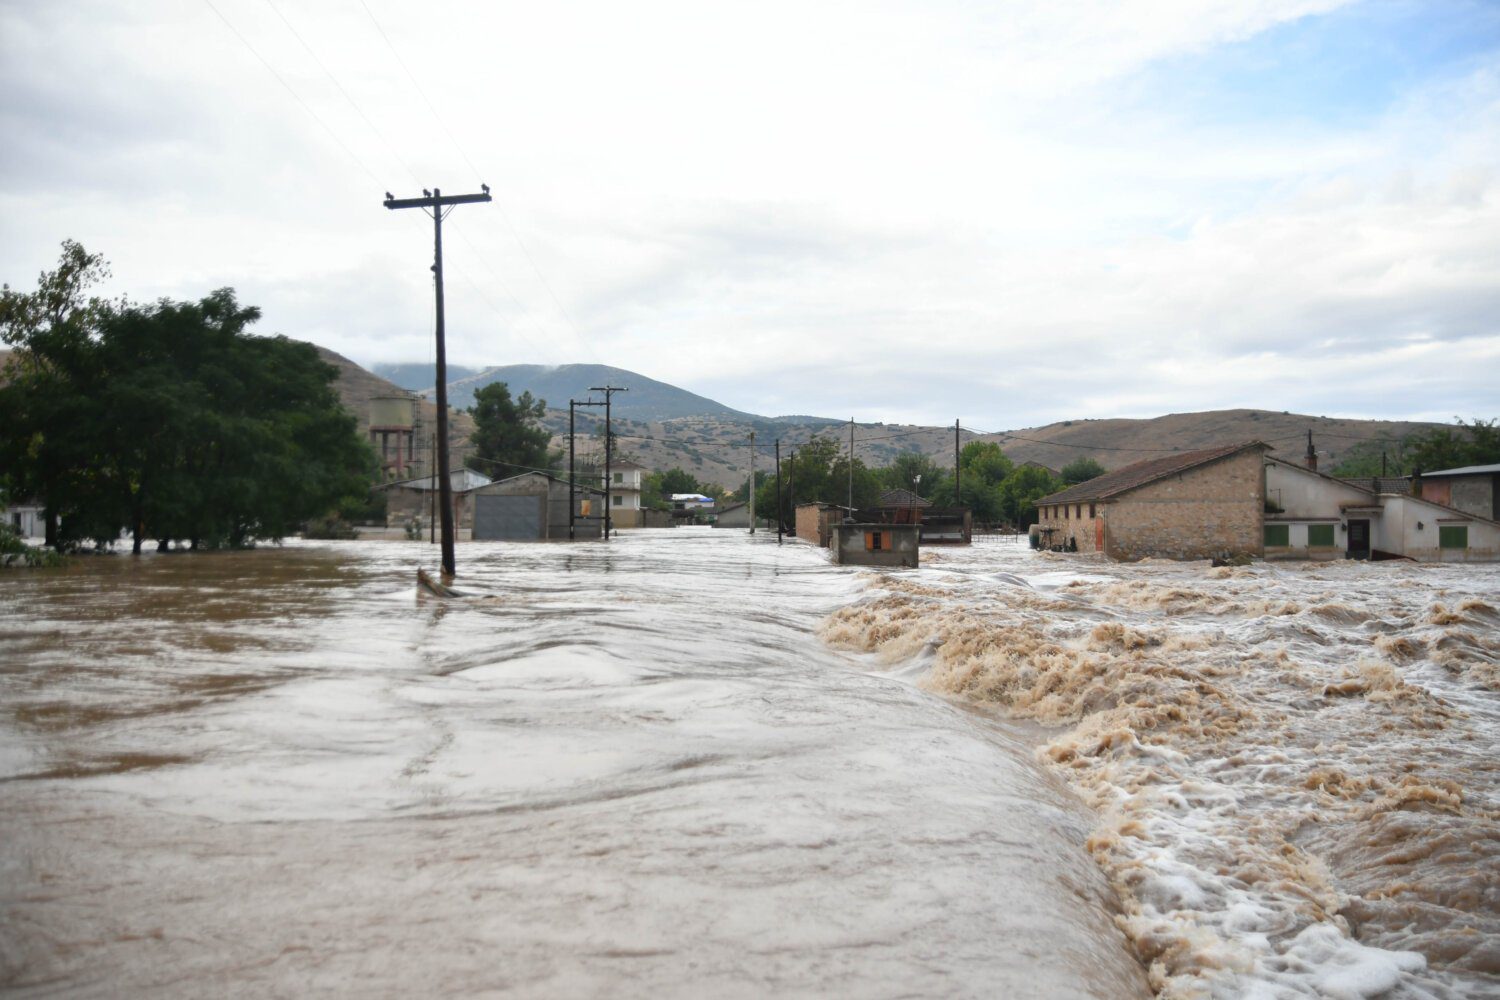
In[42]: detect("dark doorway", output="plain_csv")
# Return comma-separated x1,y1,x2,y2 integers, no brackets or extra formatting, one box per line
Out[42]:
1347,519,1370,559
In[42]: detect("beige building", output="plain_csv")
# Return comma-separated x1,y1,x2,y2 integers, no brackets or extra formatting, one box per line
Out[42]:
1268,456,1500,562
1035,441,1269,561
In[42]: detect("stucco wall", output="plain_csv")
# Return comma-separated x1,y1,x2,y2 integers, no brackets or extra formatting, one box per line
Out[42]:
1375,495,1500,562
1105,449,1265,561
383,487,473,529
831,523,919,567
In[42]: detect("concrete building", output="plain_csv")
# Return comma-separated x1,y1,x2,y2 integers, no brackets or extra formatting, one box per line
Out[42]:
1265,457,1387,560
607,460,646,528
1267,457,1499,561
377,468,492,531
795,503,852,547
1416,463,1500,522
714,502,749,529
4,501,44,539
368,395,420,481
470,472,602,541
1035,441,1270,561
831,522,920,567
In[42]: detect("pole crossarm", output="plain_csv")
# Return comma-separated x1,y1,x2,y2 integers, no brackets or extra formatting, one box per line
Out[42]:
384,192,493,210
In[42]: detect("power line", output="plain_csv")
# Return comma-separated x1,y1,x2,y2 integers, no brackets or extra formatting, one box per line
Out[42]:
202,0,386,188
355,0,598,363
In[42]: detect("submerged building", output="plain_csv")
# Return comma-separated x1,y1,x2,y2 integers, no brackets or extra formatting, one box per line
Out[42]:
1034,441,1270,561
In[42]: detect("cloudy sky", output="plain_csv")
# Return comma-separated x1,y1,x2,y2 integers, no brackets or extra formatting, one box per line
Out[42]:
3,0,1497,428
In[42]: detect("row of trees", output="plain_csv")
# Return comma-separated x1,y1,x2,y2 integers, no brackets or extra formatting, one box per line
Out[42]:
1331,418,1500,477
745,437,1102,527
0,242,377,551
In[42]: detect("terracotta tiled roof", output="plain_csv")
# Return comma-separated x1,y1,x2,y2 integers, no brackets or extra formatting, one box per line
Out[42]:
879,488,932,508
1038,441,1271,505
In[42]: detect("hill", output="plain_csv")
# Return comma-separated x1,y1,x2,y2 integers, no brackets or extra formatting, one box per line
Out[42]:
976,410,1439,473
373,362,756,423
217,349,1461,498
371,363,484,393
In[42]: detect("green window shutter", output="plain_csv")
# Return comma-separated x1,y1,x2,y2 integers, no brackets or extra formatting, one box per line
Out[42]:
1264,524,1289,547
1308,524,1335,547
1439,525,1468,550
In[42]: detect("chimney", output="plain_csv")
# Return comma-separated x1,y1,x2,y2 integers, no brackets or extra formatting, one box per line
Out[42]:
1411,466,1422,497
1304,430,1317,472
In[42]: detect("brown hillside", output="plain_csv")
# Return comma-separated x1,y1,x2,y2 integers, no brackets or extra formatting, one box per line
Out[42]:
976,409,1441,472
314,347,476,479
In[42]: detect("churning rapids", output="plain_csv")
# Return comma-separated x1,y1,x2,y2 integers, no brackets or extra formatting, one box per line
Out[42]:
1,530,1146,999
825,544,1500,999
1,531,1495,998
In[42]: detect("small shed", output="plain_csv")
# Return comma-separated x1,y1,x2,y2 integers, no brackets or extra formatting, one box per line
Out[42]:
377,468,492,529
831,523,920,567
714,501,749,528
470,472,602,541
795,503,854,547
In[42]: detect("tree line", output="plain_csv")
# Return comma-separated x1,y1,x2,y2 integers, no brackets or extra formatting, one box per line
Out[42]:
1331,418,1500,478
1,242,376,552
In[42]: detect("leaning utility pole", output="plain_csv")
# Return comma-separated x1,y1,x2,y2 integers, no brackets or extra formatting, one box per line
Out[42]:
590,386,626,539
384,185,492,577
748,431,756,534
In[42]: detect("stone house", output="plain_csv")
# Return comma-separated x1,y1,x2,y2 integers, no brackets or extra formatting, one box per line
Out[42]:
1034,441,1270,561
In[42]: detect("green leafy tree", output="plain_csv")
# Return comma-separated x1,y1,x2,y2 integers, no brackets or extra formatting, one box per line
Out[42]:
465,382,559,477
999,464,1063,527
0,241,117,547
1,242,377,551
881,452,948,499
1405,418,1500,473
1060,456,1106,485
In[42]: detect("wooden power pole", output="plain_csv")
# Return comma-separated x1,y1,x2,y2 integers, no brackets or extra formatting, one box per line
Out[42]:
384,186,491,577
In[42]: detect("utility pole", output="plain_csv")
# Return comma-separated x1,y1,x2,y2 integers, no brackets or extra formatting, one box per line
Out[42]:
788,448,796,542
570,398,604,540
429,433,436,544
384,185,492,577
955,419,961,504
848,417,854,511
775,439,782,545
748,431,756,534
590,386,626,539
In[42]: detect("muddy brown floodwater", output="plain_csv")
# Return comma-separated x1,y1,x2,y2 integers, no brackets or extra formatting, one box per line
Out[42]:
825,544,1500,999
1,530,1150,999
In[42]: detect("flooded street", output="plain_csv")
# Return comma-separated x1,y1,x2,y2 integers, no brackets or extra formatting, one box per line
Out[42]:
0,530,1148,998
827,545,1500,999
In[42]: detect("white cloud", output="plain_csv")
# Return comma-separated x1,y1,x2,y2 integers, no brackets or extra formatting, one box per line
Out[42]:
2,0,1495,429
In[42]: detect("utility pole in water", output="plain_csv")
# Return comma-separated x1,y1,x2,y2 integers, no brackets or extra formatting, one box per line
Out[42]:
748,431,756,534
385,186,492,577
569,398,605,540
590,386,626,539
775,439,782,545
